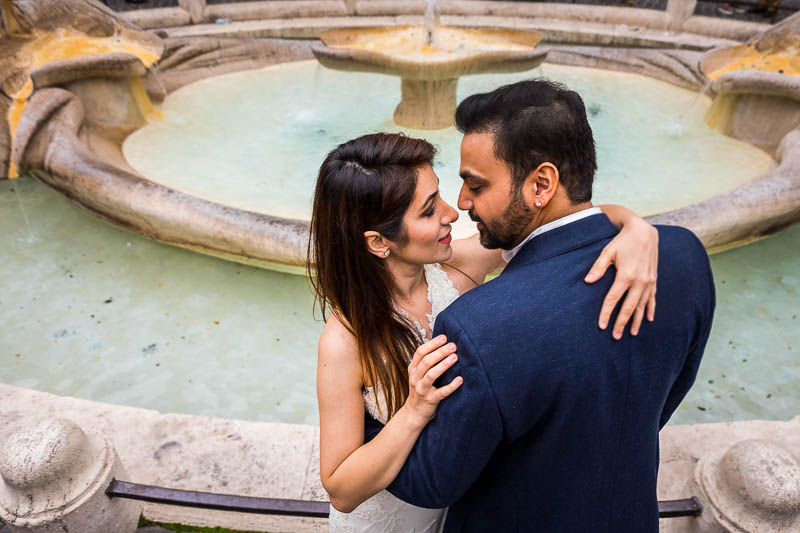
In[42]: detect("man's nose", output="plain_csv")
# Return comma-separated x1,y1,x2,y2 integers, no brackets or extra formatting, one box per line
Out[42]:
457,183,473,211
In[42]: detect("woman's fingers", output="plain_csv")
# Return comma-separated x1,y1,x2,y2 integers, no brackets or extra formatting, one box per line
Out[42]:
647,288,657,322
611,281,645,339
420,352,458,388
409,335,447,371
436,376,464,400
598,276,629,330
630,299,647,336
584,246,613,284
414,342,457,379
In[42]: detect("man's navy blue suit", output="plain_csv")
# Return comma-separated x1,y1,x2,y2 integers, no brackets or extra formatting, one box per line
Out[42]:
366,213,715,532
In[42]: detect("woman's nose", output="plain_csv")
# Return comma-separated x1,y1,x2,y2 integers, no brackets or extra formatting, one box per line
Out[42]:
442,202,458,224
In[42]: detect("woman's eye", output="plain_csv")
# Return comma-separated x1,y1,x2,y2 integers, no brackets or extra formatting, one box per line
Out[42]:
423,207,436,217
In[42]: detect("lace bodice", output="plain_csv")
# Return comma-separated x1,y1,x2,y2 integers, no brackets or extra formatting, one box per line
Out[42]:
365,263,460,424
328,263,459,533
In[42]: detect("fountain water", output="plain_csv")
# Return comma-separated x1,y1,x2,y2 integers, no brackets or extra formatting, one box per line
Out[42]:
424,0,440,46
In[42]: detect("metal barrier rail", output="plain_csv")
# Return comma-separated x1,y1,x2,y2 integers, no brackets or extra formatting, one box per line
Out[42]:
107,479,702,519
107,479,330,518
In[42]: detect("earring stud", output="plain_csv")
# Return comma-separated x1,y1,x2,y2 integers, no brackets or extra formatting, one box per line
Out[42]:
535,201,542,207
384,249,390,257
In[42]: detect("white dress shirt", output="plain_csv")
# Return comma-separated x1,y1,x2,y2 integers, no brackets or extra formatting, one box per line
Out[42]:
500,207,603,264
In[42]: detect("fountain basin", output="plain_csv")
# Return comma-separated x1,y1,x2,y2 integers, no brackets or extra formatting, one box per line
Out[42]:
312,26,546,128
2,2,800,273
122,61,774,237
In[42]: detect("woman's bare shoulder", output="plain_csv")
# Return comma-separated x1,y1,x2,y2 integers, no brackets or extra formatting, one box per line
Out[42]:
318,314,361,377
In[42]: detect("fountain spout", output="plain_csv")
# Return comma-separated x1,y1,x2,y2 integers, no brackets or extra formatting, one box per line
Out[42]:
424,0,440,46
312,26,546,129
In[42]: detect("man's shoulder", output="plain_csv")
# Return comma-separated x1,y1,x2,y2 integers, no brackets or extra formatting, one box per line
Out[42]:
437,265,539,329
655,224,704,250
654,224,710,268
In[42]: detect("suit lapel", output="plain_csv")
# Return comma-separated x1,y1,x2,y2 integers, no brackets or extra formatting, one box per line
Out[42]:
502,213,620,274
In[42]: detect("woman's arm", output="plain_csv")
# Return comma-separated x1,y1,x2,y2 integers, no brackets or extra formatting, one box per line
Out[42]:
318,321,461,513
586,204,658,339
446,204,658,337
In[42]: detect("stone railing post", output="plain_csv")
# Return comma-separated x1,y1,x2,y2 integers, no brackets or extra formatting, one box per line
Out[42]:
0,418,142,533
178,0,207,24
694,439,800,532
665,0,697,32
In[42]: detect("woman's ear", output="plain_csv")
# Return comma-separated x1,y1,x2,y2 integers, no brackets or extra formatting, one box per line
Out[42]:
364,230,391,258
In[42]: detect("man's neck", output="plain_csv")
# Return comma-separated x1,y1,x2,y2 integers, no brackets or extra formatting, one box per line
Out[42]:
512,201,594,248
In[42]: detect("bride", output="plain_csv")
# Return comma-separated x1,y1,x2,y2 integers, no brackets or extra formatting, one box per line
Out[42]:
308,133,658,532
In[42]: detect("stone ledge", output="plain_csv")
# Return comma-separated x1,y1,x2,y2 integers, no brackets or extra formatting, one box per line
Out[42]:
2,383,799,532
205,1,348,23
122,7,191,30
161,15,738,50
0,383,327,533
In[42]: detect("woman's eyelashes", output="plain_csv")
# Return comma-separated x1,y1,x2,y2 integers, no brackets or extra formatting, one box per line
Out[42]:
422,194,440,217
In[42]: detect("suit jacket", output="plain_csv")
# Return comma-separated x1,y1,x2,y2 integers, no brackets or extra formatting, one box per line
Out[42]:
370,213,715,532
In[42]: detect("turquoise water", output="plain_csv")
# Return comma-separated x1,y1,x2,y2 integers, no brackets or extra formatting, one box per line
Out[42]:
123,61,773,240
1,176,797,425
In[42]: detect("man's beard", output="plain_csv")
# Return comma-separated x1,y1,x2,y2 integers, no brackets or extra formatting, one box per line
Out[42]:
470,188,534,250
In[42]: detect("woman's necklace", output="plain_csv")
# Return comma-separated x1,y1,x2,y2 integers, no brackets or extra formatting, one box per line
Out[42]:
394,291,433,341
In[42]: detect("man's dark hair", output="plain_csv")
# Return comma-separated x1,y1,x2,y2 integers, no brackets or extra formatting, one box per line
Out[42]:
455,79,597,204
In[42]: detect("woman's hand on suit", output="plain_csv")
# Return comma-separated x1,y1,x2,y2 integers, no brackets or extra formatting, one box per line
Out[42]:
404,335,463,427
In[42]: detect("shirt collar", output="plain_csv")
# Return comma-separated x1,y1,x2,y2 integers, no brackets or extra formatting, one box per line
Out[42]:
501,207,603,264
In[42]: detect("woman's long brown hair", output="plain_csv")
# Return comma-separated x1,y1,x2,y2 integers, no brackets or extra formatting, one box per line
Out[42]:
308,133,436,420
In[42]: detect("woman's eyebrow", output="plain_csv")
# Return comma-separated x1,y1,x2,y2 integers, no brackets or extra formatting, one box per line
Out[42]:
420,190,438,212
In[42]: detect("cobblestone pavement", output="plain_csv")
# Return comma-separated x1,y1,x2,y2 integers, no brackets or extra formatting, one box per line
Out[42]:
103,0,798,23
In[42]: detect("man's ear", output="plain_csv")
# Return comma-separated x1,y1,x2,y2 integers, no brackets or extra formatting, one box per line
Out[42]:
523,162,559,208
364,230,391,259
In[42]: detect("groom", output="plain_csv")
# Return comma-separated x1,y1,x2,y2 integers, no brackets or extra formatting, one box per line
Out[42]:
373,80,716,531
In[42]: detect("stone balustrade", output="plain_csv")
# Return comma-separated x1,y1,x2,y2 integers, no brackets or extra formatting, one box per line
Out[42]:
0,418,141,533
2,412,800,532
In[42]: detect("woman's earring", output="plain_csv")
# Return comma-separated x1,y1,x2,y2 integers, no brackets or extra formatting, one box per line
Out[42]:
535,201,542,207
384,249,390,257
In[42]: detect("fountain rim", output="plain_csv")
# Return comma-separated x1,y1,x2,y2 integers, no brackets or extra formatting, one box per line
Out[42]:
9,15,800,275
115,50,793,275
311,26,545,81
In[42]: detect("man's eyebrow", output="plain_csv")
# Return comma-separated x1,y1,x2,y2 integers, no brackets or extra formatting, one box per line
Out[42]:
460,170,487,182
420,190,438,212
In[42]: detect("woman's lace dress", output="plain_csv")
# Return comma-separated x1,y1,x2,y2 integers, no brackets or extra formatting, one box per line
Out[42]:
328,263,461,533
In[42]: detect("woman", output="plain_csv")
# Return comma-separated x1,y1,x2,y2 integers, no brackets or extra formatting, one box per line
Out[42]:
309,133,658,532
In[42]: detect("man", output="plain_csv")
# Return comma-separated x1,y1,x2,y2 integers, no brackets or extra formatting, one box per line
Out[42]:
373,79,716,531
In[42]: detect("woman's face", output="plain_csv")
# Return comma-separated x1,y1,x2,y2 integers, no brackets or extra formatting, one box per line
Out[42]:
389,164,459,266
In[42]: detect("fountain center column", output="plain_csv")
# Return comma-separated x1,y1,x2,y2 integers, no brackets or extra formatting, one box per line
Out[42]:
395,77,457,129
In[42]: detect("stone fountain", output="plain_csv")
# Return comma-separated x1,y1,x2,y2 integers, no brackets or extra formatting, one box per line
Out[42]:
2,2,800,533
699,12,800,152
311,24,546,129
1,0,799,273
